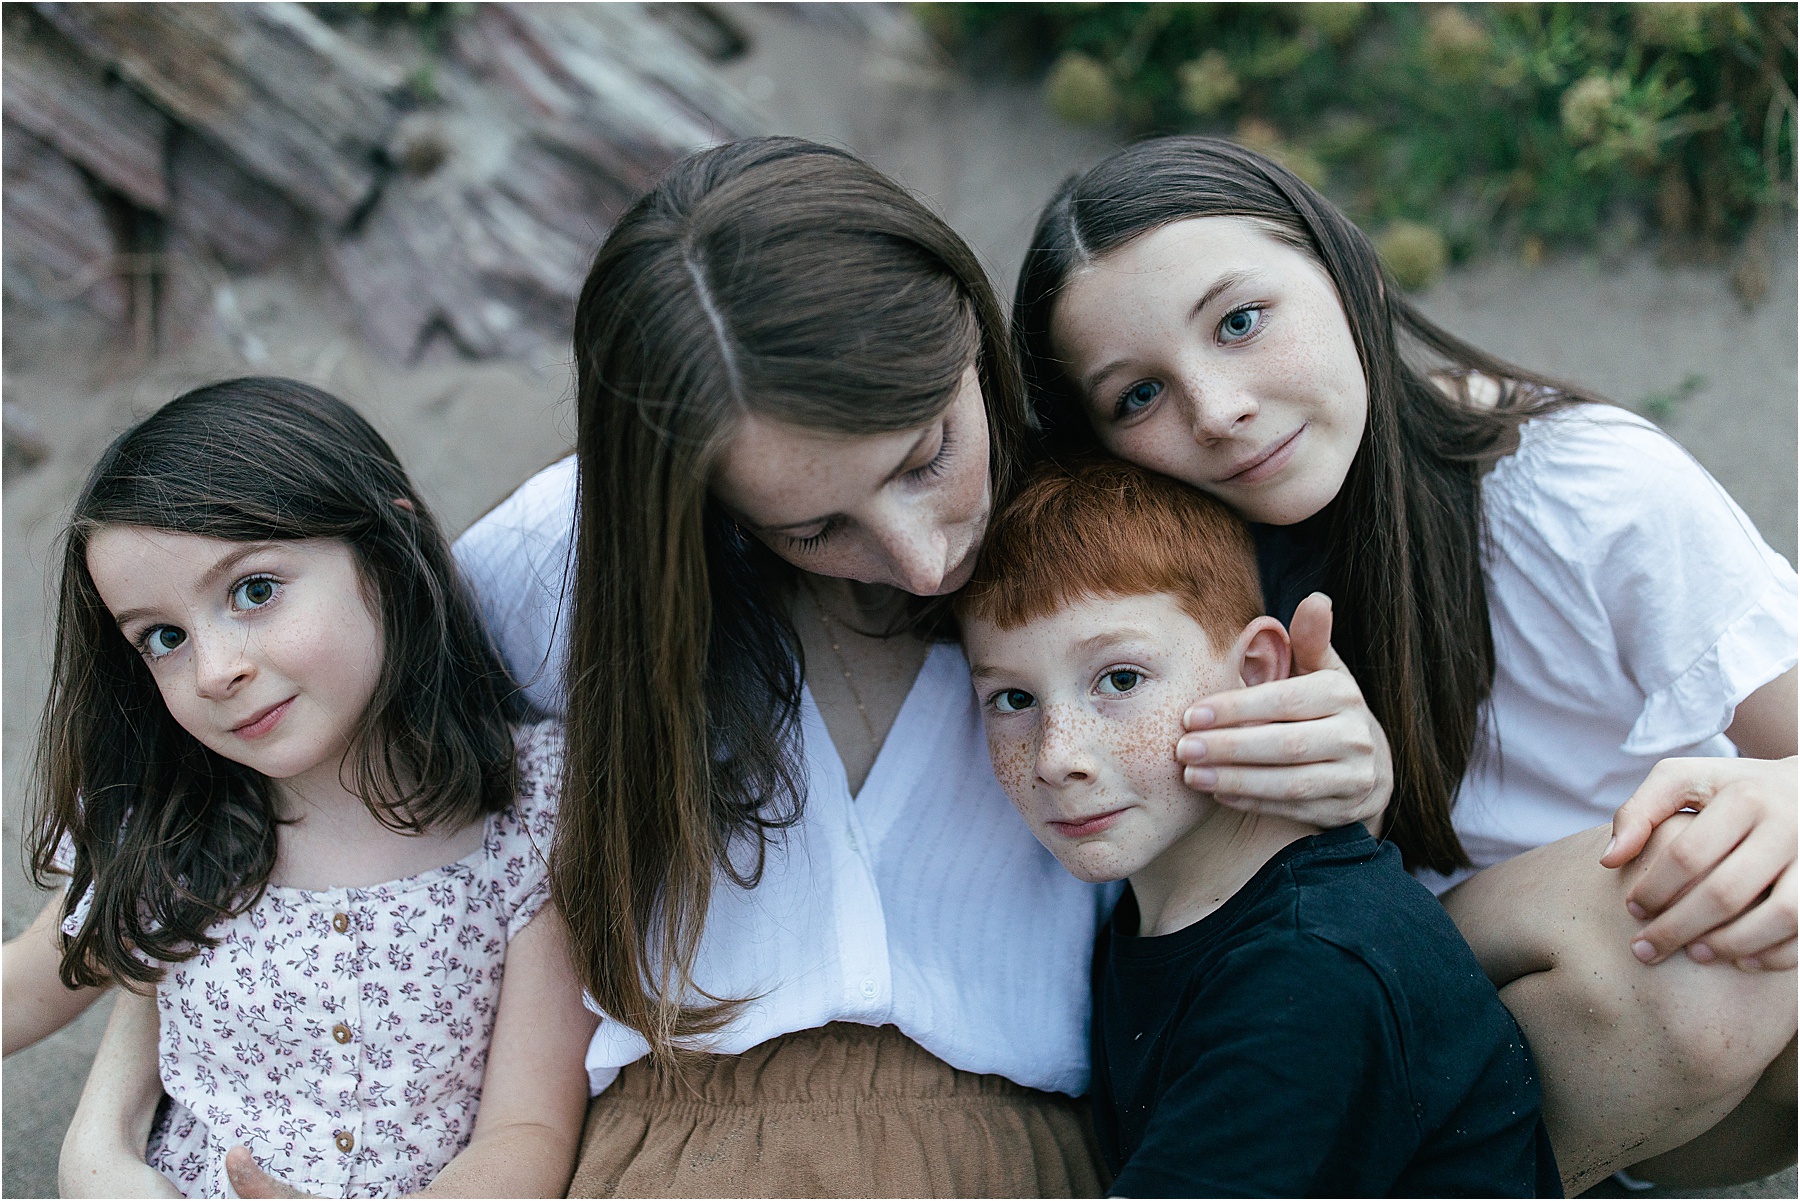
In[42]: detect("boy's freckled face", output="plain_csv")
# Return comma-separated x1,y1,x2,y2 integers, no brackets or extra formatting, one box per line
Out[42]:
964,593,1241,884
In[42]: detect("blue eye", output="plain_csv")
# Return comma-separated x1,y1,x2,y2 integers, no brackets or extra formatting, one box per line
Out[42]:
992,688,1036,714
1097,669,1142,695
1220,307,1263,342
141,626,186,660
232,576,278,609
1115,380,1163,418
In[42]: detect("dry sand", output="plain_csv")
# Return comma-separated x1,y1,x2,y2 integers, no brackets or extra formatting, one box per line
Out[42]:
3,7,1793,1196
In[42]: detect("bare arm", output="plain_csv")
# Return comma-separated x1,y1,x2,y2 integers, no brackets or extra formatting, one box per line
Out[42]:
60,986,179,1198
1724,665,1798,760
3,888,108,1056
1604,668,1798,969
227,902,600,1199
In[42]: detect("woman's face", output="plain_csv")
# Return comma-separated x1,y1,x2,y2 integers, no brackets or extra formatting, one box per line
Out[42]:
1049,217,1368,526
712,364,991,596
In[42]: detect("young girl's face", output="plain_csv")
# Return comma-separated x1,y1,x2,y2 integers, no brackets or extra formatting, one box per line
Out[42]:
85,528,384,797
1049,217,1368,527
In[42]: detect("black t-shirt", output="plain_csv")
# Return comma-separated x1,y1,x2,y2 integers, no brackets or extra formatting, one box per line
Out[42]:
1092,825,1561,1198
1250,517,1330,627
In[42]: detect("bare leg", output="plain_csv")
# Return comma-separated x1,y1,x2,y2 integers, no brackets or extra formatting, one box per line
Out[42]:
1442,819,1797,1196
1625,1035,1796,1188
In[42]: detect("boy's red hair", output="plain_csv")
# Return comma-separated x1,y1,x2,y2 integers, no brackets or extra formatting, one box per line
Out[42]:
958,457,1263,650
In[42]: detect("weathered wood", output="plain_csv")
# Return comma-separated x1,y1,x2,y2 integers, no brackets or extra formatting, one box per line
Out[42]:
471,4,762,155
328,148,600,361
2,9,168,211
7,1,765,361
2,121,129,322
33,2,402,225
167,127,308,272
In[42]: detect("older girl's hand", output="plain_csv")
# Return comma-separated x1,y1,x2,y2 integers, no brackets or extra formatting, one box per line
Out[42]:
1602,755,1798,970
1176,593,1393,829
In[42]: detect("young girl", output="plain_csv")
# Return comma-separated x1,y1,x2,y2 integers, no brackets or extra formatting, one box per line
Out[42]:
4,378,596,1197
1011,136,1796,1192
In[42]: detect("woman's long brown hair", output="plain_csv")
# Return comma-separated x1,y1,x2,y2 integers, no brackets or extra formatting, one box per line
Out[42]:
560,137,1027,1060
28,378,521,988
1014,137,1602,875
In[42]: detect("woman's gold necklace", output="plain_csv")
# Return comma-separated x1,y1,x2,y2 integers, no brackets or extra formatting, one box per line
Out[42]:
804,580,880,748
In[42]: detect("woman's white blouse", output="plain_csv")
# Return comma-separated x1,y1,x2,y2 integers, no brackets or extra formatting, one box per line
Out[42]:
1417,406,1799,891
454,457,1113,1097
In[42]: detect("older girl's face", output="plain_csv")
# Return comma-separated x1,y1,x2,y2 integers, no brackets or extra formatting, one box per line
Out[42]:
1050,217,1367,526
712,364,991,596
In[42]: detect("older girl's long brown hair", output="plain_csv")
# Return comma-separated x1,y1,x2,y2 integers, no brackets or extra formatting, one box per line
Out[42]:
1014,137,1599,875
560,137,1027,1060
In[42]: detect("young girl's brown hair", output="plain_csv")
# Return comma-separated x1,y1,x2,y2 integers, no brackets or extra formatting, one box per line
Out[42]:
28,377,521,988
1014,136,1601,875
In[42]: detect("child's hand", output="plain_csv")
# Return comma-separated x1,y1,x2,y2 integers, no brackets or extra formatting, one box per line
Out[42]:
1176,593,1392,829
226,1146,319,1198
1602,755,1798,970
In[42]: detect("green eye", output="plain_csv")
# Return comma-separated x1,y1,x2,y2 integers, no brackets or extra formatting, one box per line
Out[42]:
992,688,1036,714
142,626,186,659
234,577,277,608
1097,670,1141,695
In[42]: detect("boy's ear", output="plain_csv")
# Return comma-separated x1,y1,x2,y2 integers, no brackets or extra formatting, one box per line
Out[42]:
1232,616,1292,688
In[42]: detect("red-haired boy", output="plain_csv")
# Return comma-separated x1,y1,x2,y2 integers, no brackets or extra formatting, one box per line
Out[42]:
956,458,1559,1197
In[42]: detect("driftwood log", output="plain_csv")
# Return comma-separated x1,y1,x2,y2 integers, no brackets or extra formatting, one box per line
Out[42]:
2,1,762,360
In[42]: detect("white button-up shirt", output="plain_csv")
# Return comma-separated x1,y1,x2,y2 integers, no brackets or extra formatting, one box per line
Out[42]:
454,457,1113,1097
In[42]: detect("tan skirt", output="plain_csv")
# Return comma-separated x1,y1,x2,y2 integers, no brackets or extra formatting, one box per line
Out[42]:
568,1022,1108,1198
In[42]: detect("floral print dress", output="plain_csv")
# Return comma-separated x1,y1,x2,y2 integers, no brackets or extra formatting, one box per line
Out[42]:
69,723,563,1198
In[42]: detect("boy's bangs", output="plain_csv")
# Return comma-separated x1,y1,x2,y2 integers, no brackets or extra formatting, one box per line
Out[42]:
959,458,1262,650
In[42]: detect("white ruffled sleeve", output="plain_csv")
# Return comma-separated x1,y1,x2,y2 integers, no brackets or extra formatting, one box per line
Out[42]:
497,721,564,940
50,833,95,939
1495,409,1797,759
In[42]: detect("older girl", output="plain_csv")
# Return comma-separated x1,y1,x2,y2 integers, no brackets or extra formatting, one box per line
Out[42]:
1012,136,1796,1193
454,137,1387,1196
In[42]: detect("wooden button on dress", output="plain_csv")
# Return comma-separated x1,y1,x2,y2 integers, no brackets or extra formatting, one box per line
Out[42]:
334,1131,355,1153
332,1023,353,1045
331,912,350,933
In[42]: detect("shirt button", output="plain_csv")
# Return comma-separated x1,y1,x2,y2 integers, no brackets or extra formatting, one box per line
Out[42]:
331,912,350,934
334,1131,355,1153
332,1023,353,1045
860,978,878,999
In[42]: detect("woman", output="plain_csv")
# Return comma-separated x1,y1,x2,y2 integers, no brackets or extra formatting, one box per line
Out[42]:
1010,135,1796,1193
452,137,1388,1196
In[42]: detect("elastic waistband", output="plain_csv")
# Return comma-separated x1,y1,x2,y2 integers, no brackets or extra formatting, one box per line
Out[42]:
608,1022,1046,1109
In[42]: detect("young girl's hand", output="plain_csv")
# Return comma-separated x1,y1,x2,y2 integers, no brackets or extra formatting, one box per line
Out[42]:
1176,593,1393,829
1602,755,1798,970
225,1147,317,1198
